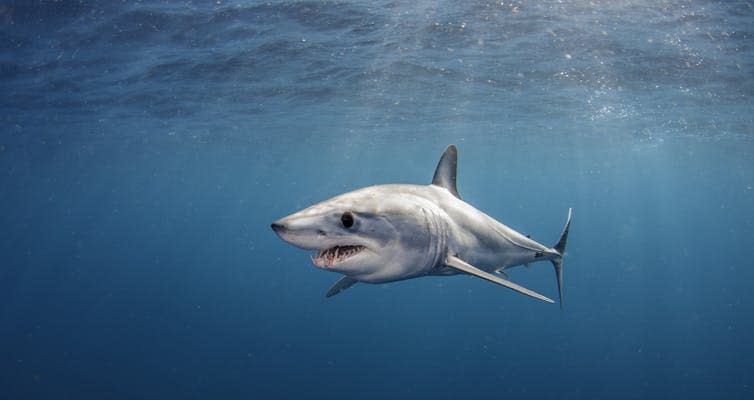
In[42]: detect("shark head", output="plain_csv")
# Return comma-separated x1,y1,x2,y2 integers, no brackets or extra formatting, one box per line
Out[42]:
271,185,448,283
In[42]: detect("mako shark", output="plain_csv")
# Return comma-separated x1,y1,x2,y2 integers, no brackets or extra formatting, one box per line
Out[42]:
271,145,572,306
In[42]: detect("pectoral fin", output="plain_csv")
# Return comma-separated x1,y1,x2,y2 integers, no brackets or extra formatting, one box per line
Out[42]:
325,276,358,298
445,255,554,304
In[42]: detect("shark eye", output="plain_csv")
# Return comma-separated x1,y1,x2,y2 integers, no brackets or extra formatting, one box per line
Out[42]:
340,211,354,228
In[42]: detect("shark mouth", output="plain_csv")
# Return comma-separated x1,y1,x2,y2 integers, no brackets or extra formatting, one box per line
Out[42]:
311,245,366,268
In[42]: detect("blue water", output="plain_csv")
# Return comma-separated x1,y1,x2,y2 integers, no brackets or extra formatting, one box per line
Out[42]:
1,1,753,398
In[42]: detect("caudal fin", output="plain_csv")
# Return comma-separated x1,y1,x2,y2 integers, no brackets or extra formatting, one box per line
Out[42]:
551,208,572,309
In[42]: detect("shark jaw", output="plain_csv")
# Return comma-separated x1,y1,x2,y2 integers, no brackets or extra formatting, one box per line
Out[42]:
311,245,368,269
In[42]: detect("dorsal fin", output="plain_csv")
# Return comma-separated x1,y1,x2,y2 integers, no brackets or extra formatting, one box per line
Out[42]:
431,144,461,199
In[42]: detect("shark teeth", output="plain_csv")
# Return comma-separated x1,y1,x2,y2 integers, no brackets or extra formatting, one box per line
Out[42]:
312,245,366,268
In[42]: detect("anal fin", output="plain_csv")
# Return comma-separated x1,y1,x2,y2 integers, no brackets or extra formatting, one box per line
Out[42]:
325,276,358,298
446,255,554,304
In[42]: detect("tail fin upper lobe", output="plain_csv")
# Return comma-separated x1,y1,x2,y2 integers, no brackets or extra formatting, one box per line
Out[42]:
551,208,572,309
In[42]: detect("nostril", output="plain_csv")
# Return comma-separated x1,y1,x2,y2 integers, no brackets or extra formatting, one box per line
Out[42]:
271,222,285,232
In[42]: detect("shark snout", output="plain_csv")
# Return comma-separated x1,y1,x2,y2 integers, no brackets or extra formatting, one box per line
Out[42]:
271,219,298,246
270,216,323,250
270,220,286,233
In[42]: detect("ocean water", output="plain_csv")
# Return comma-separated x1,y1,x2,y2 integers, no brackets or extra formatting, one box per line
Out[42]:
1,1,753,398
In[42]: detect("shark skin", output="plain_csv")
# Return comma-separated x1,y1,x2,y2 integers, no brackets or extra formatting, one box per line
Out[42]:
271,145,572,306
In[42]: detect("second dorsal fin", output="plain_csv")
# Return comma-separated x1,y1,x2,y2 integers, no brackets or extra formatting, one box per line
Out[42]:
431,144,461,199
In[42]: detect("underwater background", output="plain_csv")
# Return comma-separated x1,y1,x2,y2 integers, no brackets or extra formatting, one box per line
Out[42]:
1,1,753,399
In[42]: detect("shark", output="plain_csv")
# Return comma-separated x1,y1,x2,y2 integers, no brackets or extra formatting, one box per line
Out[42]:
271,145,572,306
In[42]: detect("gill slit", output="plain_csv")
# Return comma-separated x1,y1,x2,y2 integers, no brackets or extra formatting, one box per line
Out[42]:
421,206,448,271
